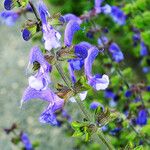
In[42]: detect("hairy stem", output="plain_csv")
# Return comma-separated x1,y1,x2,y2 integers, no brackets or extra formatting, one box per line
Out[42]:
55,62,72,89
29,1,40,21
56,62,114,150
75,96,114,150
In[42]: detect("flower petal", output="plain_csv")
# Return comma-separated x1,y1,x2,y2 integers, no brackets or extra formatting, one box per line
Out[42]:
63,13,82,24
64,20,80,47
21,87,54,106
74,42,92,59
109,43,124,62
110,6,126,25
38,0,50,24
84,47,99,77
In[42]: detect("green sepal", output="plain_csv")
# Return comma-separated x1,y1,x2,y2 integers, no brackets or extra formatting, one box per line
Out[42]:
74,76,91,93
71,121,97,141
48,13,64,26
56,46,75,61
20,0,29,7
95,107,119,126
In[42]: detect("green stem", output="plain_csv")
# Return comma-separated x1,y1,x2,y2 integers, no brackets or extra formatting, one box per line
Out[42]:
97,130,115,150
75,95,91,121
56,63,114,150
75,96,114,150
55,62,71,88
29,1,40,22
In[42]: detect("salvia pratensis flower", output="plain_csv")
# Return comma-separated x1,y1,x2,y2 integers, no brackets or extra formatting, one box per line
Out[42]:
38,0,61,51
98,36,109,48
39,92,64,126
109,42,124,62
125,90,132,98
27,46,51,90
42,25,61,51
28,46,50,70
109,127,122,136
132,33,140,47
90,101,103,110
63,13,82,24
68,42,92,83
84,47,109,90
101,4,112,14
0,11,19,26
4,0,29,10
94,0,104,14
4,0,15,10
136,109,148,126
140,41,148,56
104,89,115,99
110,6,126,25
21,132,33,150
64,20,80,47
21,87,64,125
38,0,50,24
69,91,88,102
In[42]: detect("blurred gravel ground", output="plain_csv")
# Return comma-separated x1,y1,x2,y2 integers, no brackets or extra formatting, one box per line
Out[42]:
0,3,74,150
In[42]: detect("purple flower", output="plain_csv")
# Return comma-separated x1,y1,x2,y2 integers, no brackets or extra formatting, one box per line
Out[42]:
27,46,51,90
84,47,109,90
74,42,91,59
64,20,80,47
21,132,33,150
69,91,88,102
125,90,132,98
143,67,150,73
38,0,50,24
38,1,61,51
63,13,82,24
90,101,103,110
104,89,115,99
101,4,112,14
109,127,122,136
21,87,64,126
4,0,14,10
94,0,104,13
39,93,64,126
140,41,148,56
28,46,51,71
136,109,147,126
110,6,126,25
42,25,61,51
68,42,92,83
132,33,140,46
68,59,84,83
109,43,124,62
0,11,19,26
95,0,104,8
98,36,109,47
22,28,31,41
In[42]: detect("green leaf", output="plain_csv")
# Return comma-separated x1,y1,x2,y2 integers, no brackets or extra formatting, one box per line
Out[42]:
74,76,91,93
71,121,84,129
95,107,119,126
